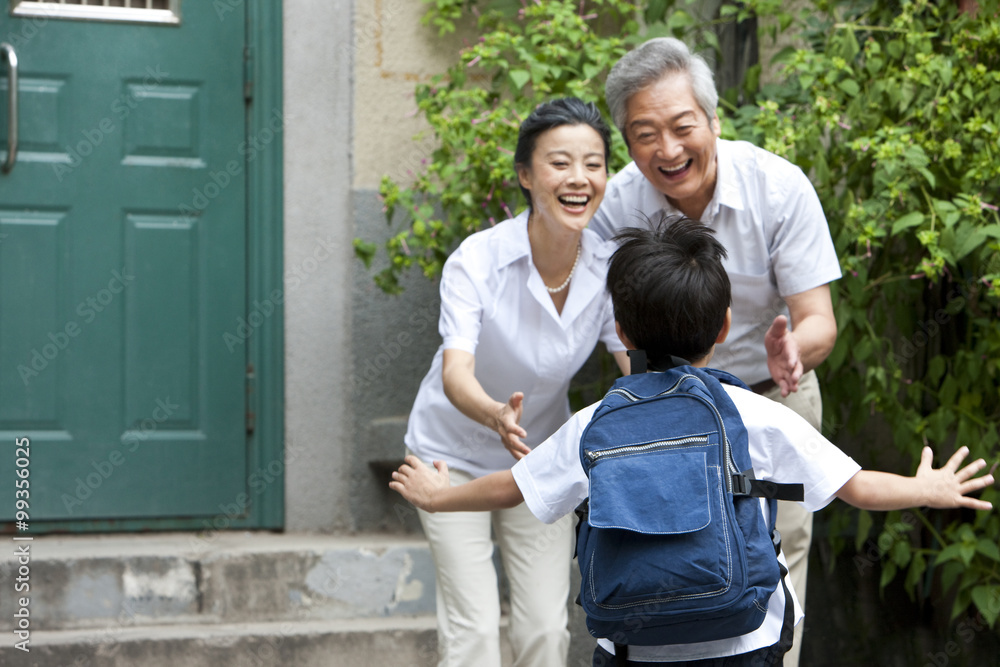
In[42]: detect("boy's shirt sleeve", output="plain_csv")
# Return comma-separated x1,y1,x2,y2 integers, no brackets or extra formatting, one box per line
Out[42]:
511,403,599,524
724,386,861,511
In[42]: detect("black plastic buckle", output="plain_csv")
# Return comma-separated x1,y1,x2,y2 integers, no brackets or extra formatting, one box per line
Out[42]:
731,473,751,496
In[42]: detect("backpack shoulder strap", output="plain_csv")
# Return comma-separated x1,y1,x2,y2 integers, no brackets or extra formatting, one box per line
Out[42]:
695,368,805,504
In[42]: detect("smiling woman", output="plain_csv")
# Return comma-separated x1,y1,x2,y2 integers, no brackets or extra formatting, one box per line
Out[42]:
401,98,630,667
518,123,608,309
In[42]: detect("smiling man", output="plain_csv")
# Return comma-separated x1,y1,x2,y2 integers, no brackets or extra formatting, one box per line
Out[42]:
590,37,842,667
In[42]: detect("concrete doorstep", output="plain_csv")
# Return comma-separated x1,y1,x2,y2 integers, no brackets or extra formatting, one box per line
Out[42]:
5,617,439,667
0,532,445,666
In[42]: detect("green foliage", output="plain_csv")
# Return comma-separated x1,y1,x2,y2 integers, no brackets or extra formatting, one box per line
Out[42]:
725,0,1000,626
355,0,640,294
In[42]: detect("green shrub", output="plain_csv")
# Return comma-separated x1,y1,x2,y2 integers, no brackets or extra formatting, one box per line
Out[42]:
727,0,1000,625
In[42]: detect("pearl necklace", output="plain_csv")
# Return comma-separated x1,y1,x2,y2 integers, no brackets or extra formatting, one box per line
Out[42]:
544,243,582,294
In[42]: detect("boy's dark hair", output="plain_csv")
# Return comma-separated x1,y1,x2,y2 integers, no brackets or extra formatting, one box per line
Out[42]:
607,215,730,368
514,97,612,209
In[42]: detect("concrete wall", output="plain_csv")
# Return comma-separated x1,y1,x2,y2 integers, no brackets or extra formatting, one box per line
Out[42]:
347,0,470,533
283,0,356,532
282,0,464,533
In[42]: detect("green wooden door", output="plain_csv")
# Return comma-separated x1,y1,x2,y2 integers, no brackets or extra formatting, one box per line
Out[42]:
0,1,251,525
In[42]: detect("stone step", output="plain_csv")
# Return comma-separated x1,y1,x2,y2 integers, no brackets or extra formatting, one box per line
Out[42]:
0,532,436,632
0,616,439,667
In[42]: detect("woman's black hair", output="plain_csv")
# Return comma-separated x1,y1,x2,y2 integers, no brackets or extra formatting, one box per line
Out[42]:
513,97,612,209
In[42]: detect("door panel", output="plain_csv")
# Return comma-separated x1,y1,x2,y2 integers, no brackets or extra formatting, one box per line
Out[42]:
0,1,248,522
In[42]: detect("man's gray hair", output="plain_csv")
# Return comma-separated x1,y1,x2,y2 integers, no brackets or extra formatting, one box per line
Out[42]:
606,37,718,137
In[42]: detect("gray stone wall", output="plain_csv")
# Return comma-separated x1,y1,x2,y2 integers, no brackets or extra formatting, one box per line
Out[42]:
349,189,443,534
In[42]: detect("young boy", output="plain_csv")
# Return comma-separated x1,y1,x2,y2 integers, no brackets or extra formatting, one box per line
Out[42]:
390,218,995,666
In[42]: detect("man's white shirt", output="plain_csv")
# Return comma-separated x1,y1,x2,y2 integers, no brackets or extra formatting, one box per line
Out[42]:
590,140,842,385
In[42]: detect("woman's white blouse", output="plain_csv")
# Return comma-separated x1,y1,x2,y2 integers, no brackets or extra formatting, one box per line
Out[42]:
404,210,625,479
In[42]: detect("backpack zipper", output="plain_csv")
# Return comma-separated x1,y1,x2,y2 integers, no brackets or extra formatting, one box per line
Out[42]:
605,374,687,402
585,434,710,462
601,373,741,493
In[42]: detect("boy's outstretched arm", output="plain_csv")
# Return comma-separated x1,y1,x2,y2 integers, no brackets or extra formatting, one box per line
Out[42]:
389,455,525,513
837,446,995,511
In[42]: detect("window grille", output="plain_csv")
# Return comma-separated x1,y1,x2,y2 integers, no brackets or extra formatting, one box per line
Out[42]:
11,0,181,25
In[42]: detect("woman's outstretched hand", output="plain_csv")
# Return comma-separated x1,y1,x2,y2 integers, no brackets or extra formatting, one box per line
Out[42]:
496,392,530,460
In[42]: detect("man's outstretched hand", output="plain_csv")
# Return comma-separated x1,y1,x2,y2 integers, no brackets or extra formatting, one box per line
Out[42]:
765,315,803,397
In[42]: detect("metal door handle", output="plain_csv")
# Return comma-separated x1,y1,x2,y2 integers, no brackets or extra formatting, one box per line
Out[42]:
1,42,18,174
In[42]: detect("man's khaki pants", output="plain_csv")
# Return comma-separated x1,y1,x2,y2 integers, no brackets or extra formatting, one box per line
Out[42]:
761,369,824,667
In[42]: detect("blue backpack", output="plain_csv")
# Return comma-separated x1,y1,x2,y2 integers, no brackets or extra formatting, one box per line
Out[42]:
575,357,802,657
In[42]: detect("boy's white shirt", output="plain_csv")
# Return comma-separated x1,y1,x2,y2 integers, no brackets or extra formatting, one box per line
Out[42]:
510,383,861,662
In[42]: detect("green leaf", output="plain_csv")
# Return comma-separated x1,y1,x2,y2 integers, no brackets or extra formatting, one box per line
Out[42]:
917,167,936,188
899,80,917,112
667,10,695,32
770,46,797,67
838,78,860,97
927,356,946,384
529,61,549,85
904,553,927,597
352,239,377,269
879,561,898,589
971,586,1000,627
937,542,964,564
509,69,530,91
643,0,670,23
866,56,884,76
940,560,965,592
743,64,761,99
856,509,874,552
959,541,977,567
952,581,974,621
952,226,987,261
891,212,925,235
976,538,1000,562
701,29,720,55
838,28,860,61
891,539,911,567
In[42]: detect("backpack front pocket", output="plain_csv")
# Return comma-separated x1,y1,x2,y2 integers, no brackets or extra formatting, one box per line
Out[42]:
585,447,735,608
